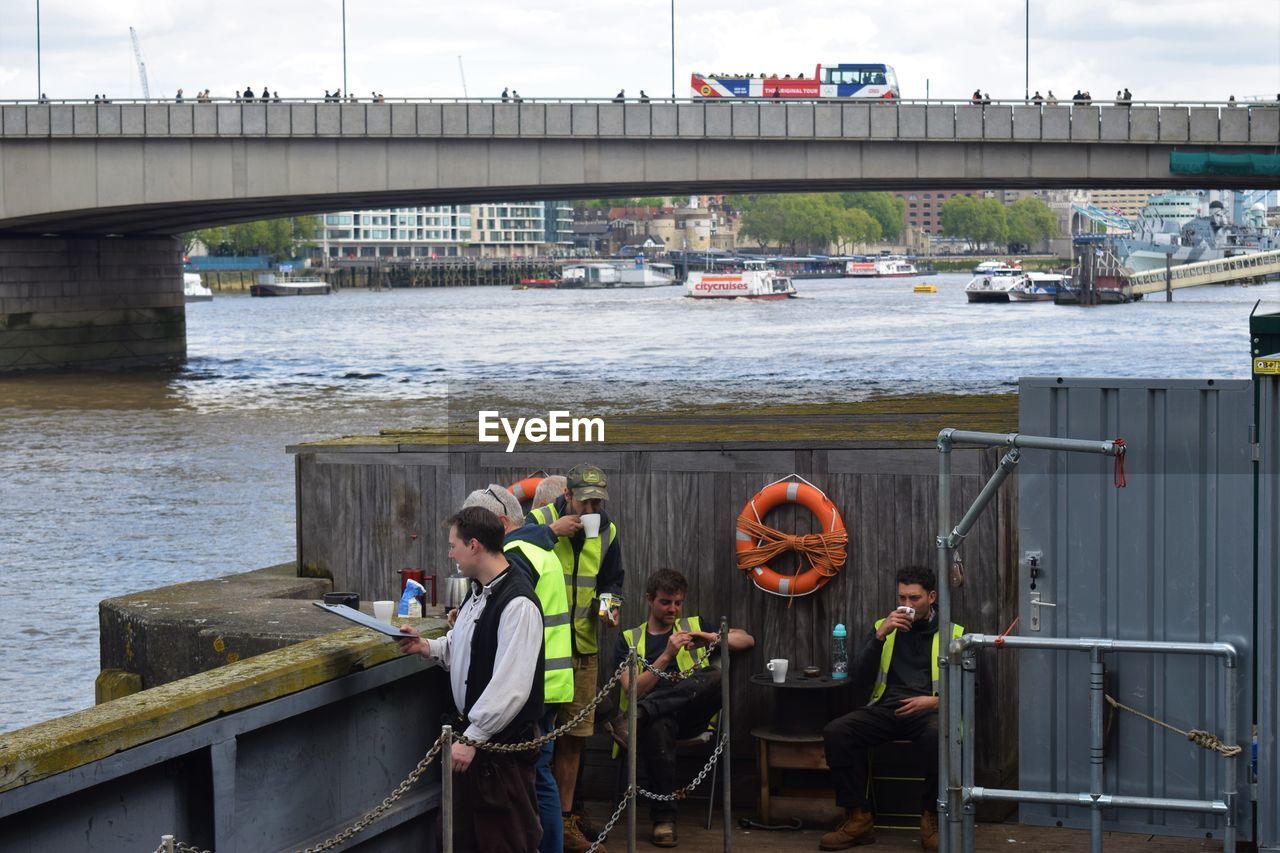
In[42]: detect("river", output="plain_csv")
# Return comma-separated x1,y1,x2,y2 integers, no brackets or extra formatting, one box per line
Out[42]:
2,273,1277,733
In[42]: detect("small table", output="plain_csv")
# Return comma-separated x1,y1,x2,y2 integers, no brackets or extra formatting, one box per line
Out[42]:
749,673,853,823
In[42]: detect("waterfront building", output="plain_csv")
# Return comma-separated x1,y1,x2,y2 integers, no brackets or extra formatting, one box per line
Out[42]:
320,202,573,261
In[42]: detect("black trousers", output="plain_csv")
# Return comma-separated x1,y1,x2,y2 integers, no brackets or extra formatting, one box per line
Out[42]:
822,702,938,814
452,748,542,852
636,668,722,823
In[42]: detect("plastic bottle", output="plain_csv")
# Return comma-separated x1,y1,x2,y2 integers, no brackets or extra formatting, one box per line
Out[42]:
398,579,426,617
832,623,849,679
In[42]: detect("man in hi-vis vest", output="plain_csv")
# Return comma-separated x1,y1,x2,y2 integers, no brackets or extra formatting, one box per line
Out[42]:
820,566,963,853
462,485,572,853
611,569,754,848
526,463,625,853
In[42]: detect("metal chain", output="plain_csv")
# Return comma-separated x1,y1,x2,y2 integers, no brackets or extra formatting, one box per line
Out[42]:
586,786,635,853
637,733,727,801
458,648,637,754
637,634,722,683
153,636,725,852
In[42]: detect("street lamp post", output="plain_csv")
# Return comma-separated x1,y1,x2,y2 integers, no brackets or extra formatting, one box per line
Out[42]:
36,0,42,99
341,0,348,97
670,0,675,99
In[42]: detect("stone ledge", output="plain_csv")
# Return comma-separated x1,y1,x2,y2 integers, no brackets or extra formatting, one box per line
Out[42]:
2,618,447,794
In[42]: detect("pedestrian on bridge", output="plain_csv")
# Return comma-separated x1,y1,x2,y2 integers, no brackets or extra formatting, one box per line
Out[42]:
614,89,626,103
502,87,510,102
639,90,650,103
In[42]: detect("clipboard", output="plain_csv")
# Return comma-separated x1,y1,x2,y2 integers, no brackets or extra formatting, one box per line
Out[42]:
313,601,409,639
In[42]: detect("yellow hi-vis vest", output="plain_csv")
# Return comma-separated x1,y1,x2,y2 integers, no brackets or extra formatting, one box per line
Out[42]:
614,616,714,758
869,618,965,704
505,538,574,704
528,502,617,655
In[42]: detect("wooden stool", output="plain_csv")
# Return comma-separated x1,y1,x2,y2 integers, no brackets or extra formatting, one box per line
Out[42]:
751,725,842,825
868,739,926,830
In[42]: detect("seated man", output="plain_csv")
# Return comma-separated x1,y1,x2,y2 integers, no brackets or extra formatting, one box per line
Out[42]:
611,569,754,848
820,566,963,852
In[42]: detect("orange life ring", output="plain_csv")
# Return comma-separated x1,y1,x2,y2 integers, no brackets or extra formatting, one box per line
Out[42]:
508,475,545,504
735,481,847,597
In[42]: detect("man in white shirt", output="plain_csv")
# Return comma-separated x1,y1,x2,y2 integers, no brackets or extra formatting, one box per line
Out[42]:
398,506,545,852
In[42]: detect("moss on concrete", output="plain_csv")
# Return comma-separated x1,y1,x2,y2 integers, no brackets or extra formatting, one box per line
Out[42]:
0,620,446,794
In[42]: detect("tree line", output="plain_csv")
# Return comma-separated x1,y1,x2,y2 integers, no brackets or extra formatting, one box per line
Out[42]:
185,216,321,260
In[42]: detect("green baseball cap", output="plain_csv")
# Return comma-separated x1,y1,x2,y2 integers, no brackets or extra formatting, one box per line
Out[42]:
566,463,609,501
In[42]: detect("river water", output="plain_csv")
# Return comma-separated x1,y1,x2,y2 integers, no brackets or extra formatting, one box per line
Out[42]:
2,273,1277,733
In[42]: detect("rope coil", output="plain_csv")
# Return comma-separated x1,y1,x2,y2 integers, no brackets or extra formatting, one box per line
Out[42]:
735,477,848,601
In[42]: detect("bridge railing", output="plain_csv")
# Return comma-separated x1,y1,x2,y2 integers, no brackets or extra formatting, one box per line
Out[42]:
0,99,1276,145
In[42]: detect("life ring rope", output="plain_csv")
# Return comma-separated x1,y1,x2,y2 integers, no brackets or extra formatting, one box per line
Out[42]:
735,476,848,601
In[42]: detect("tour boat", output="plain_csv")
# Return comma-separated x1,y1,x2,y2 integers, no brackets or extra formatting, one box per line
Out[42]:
1009,272,1069,302
685,260,797,300
964,263,1027,303
250,274,331,297
846,257,919,277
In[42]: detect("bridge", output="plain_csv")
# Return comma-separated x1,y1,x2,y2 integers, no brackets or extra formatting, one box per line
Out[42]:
0,97,1277,371
1127,248,1280,296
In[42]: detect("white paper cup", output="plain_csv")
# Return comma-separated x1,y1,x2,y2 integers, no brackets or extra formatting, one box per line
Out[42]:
580,513,602,538
373,600,395,623
766,658,789,683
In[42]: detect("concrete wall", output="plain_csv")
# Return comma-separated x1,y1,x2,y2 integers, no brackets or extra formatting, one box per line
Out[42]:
0,237,185,371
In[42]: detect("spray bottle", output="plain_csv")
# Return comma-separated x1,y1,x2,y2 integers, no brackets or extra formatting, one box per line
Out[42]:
398,579,426,618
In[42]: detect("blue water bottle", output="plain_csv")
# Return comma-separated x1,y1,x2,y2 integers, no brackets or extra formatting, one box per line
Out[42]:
832,623,849,679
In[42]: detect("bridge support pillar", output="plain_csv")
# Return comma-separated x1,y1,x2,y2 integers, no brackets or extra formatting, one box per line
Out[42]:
0,237,186,372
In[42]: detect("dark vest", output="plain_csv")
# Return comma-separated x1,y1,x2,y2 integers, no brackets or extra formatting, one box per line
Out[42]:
464,568,545,743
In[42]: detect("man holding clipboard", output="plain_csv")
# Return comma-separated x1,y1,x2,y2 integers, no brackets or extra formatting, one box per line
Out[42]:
396,506,545,852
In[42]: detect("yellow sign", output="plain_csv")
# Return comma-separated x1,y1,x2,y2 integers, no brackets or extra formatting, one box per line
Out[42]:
1256,358,1280,375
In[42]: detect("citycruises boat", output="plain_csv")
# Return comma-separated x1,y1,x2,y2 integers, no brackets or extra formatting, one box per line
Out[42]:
964,263,1027,303
686,259,797,300
183,273,213,303
845,257,920,277
249,274,332,297
1009,272,1069,302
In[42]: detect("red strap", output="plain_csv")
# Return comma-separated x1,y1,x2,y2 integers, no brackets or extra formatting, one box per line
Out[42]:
995,616,1020,648
1113,438,1126,488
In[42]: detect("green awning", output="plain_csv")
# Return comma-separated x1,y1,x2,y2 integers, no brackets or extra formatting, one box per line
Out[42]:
1170,151,1280,176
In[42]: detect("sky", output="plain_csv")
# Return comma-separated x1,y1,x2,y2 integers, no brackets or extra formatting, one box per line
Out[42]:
0,0,1278,104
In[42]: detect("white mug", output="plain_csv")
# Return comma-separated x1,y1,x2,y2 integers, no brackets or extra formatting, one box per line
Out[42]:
580,513,602,538
766,658,789,683
373,600,395,623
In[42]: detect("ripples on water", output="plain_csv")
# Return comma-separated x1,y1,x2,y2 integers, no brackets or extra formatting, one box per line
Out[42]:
2,274,1278,732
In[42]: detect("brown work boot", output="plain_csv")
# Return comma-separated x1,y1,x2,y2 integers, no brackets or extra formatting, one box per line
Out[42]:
818,808,875,850
651,821,677,847
920,810,939,852
563,813,604,853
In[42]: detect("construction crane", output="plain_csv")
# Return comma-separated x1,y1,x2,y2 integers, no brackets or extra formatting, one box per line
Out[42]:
129,27,150,100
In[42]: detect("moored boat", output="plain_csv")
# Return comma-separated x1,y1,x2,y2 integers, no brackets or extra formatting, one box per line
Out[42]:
686,259,796,300
617,261,678,287
183,273,213,303
250,274,331,297
559,262,622,289
964,263,1026,303
1009,272,1069,302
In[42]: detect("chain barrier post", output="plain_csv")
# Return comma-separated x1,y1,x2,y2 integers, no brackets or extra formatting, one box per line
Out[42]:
442,724,454,853
627,642,639,853
161,835,175,853
719,616,732,853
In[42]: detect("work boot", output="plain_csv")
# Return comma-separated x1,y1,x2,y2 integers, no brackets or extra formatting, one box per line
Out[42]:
651,821,677,848
920,810,939,852
563,813,604,853
818,808,874,850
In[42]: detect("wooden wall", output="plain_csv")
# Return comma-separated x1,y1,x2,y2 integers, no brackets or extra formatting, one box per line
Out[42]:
294,441,1019,800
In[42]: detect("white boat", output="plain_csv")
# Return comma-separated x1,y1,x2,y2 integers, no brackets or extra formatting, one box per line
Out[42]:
972,259,1007,275
250,273,331,297
845,257,919,277
617,261,678,287
1009,272,1069,302
964,263,1027,303
183,273,213,303
559,262,622,289
686,259,797,300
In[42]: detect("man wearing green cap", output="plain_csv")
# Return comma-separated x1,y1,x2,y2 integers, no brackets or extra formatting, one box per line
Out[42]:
526,463,624,852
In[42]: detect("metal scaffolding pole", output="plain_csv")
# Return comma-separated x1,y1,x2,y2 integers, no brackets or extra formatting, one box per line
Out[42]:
720,615,733,853
627,640,639,853
442,724,454,853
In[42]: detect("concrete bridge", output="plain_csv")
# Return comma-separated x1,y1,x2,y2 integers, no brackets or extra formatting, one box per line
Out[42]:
1,98,1277,371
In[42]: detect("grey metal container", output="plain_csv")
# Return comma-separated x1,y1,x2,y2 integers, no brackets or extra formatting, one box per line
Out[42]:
1017,377,1254,841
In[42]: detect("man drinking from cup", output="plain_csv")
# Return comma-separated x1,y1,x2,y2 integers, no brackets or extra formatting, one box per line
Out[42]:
819,566,964,852
526,463,625,853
